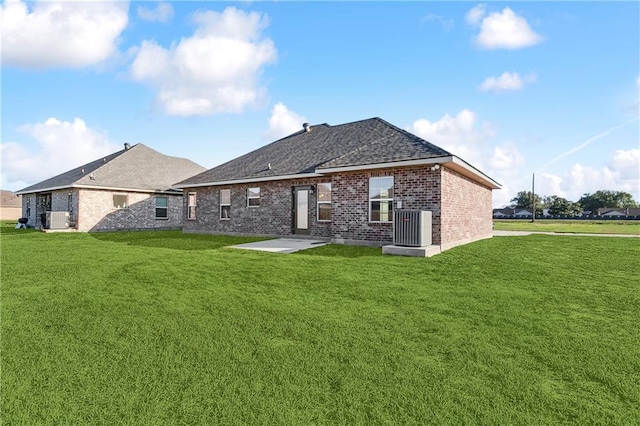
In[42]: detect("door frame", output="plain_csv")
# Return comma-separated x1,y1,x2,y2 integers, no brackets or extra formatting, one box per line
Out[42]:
292,186,312,235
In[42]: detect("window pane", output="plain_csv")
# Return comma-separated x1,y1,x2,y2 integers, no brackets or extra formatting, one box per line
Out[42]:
188,193,196,206
220,205,230,219
369,177,393,199
113,194,128,209
156,197,168,208
248,187,260,198
317,183,331,202
156,208,168,218
318,203,331,221
248,197,260,207
220,189,230,205
370,200,393,222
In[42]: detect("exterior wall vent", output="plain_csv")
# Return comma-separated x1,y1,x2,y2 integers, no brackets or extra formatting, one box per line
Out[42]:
393,210,432,247
45,211,70,230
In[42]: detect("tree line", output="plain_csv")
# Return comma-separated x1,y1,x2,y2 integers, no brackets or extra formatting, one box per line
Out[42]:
509,190,638,216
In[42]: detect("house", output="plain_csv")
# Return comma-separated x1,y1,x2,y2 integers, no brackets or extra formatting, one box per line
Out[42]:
0,190,22,220
493,207,515,218
596,207,640,218
175,118,501,252
15,144,206,231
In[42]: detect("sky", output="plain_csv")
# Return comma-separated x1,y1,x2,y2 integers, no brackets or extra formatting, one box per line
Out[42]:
1,1,638,207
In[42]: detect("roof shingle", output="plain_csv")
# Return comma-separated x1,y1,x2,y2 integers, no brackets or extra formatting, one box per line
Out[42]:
178,117,453,186
17,144,206,194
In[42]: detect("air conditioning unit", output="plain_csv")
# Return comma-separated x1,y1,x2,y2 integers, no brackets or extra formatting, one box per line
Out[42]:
393,210,432,247
45,211,70,230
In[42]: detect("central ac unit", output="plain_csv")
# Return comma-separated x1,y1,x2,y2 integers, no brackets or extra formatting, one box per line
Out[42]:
393,210,432,247
45,211,70,230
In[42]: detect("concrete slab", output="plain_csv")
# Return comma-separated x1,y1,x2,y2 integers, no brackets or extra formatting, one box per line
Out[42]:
228,238,328,254
382,244,442,257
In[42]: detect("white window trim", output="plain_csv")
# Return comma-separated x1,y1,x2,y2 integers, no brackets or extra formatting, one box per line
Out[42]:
187,192,197,220
220,189,231,220
317,182,332,222
156,196,168,220
369,177,394,223
247,187,260,208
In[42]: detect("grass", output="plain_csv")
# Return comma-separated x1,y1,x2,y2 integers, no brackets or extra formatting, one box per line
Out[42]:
493,219,640,235
2,225,639,424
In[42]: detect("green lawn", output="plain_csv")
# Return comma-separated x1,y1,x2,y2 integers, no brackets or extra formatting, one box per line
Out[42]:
2,225,639,424
494,219,640,235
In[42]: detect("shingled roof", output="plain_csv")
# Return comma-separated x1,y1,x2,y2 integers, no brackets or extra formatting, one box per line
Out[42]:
176,117,500,189
16,144,206,195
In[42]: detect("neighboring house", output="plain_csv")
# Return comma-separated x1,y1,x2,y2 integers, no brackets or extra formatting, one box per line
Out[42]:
0,190,22,220
493,208,515,218
513,209,533,218
15,144,206,231
597,208,640,217
175,118,501,251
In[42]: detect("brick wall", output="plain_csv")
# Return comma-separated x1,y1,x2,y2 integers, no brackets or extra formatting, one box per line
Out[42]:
183,178,332,238
183,165,445,246
440,168,493,250
76,189,183,231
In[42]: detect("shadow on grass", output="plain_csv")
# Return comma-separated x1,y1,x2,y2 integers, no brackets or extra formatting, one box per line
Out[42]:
90,230,270,251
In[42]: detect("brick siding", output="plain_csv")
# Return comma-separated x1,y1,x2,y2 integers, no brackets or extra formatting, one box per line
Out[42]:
21,189,183,231
440,168,493,249
181,164,490,247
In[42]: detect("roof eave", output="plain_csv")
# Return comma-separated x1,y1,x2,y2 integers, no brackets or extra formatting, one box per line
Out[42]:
173,172,325,189
16,184,182,195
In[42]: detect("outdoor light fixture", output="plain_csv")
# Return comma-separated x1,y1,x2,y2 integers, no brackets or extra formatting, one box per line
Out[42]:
431,164,441,171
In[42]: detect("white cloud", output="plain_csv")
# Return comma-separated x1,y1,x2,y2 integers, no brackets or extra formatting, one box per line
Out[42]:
535,149,640,202
409,109,533,207
0,0,128,68
421,13,454,31
479,72,536,92
263,103,307,141
469,6,542,50
1,118,119,189
130,7,277,116
465,4,486,25
490,142,525,171
408,109,497,165
137,2,173,23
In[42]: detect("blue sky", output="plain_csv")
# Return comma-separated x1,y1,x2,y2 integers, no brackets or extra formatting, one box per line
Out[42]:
2,1,638,207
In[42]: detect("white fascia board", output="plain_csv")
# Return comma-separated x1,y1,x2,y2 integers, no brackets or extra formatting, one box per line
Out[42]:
448,157,502,189
16,184,180,195
316,156,453,174
173,173,324,189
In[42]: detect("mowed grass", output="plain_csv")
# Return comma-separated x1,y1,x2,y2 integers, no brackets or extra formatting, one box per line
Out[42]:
493,219,640,235
1,226,639,424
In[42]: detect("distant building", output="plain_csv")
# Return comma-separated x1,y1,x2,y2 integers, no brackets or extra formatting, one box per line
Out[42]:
16,144,205,231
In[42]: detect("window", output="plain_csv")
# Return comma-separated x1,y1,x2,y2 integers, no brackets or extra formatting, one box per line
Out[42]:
317,183,332,222
247,187,260,207
220,189,231,219
369,176,394,222
187,192,197,219
26,198,31,218
113,194,129,209
156,196,168,219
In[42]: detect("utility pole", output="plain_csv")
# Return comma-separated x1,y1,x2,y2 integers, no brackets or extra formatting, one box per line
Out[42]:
531,173,536,223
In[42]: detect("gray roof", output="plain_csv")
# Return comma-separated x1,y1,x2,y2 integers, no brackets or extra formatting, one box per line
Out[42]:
178,117,453,186
16,144,206,194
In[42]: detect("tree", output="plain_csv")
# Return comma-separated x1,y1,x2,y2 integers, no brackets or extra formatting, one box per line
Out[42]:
546,195,583,216
578,190,638,213
510,191,543,210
